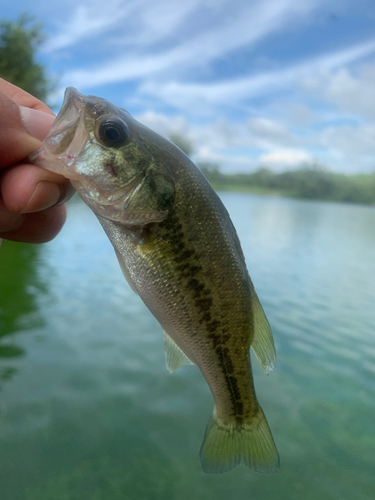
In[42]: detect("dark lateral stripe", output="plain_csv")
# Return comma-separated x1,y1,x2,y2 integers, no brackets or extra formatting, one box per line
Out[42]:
162,211,245,417
216,345,245,417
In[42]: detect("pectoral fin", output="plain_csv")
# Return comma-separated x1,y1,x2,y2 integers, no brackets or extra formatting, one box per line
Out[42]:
250,292,276,374
163,329,194,373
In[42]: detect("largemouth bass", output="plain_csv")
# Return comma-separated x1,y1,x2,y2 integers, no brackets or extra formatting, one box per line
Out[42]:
31,88,279,474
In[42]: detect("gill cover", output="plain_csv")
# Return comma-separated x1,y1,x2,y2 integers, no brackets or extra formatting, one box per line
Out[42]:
111,160,175,226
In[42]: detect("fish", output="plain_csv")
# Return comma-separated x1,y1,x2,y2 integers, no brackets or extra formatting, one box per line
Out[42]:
31,87,280,475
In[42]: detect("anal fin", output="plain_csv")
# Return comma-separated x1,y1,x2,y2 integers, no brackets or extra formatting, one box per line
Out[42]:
251,292,276,374
163,329,194,373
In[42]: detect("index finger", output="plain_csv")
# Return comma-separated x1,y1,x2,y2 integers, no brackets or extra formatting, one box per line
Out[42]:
0,78,54,115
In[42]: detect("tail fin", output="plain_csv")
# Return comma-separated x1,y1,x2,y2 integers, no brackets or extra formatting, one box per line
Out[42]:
199,406,279,475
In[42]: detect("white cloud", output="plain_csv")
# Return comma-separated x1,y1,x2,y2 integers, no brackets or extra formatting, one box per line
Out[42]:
272,102,318,127
55,0,322,91
301,64,375,119
259,149,314,170
314,123,375,172
137,37,375,114
248,118,294,147
134,111,312,171
43,1,133,52
136,105,375,174
46,0,203,53
135,111,191,139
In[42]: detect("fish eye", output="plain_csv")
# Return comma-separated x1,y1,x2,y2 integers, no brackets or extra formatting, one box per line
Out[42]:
98,118,129,148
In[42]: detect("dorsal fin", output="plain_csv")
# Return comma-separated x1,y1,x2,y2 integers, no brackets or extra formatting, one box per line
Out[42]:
163,330,195,373
250,292,276,374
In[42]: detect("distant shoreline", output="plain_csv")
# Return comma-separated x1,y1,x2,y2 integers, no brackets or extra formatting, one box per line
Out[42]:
201,166,375,206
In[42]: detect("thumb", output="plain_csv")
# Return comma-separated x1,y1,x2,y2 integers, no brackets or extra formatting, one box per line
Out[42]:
0,92,54,168
19,106,55,141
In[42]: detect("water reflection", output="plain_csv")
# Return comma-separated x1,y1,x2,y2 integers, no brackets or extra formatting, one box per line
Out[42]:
0,195,375,499
0,240,46,383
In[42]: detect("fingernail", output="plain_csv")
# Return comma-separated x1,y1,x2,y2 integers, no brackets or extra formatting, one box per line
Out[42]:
21,182,62,213
20,106,55,141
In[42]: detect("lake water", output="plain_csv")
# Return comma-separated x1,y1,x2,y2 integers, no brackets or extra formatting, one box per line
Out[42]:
0,193,374,500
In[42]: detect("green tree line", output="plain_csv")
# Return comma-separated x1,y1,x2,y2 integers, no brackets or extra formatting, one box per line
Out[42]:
199,165,375,205
0,14,51,100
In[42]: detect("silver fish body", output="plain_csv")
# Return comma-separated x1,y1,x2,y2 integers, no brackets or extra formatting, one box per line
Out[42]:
31,88,279,474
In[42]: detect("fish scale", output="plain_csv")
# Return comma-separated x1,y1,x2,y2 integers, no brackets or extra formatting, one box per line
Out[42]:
31,87,280,475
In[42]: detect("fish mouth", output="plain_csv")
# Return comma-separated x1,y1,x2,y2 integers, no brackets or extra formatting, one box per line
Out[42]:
51,87,85,139
30,87,89,181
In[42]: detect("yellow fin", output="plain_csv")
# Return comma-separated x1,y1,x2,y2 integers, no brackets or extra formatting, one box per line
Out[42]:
200,406,279,475
162,330,194,373
251,292,276,374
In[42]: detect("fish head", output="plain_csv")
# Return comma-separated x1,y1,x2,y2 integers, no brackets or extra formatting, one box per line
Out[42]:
31,87,175,226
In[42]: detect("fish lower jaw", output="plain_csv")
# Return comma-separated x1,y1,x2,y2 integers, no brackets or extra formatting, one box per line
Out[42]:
75,186,125,210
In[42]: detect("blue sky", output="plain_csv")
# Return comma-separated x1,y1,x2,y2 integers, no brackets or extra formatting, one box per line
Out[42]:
4,0,375,173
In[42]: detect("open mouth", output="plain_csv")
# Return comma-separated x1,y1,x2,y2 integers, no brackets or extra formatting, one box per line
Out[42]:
43,88,86,156
29,88,89,180
43,116,80,156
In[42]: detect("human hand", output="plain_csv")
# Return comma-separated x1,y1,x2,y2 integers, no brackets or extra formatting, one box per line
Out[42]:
0,78,75,244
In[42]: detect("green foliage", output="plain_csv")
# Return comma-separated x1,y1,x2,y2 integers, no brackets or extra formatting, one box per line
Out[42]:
201,164,375,205
0,14,51,100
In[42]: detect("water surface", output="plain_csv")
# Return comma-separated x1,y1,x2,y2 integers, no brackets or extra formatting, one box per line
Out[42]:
0,193,374,500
